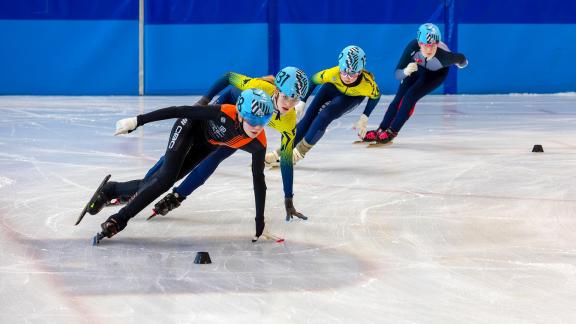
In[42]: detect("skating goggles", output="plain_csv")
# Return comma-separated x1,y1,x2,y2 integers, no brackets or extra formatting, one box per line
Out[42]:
340,70,361,78
279,92,299,103
418,42,438,48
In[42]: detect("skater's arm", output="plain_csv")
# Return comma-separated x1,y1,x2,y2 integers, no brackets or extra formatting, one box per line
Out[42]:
279,125,295,198
196,73,234,105
301,67,335,102
228,72,275,94
361,96,381,117
174,147,237,197
136,105,223,127
437,49,468,68
251,148,267,237
395,40,420,80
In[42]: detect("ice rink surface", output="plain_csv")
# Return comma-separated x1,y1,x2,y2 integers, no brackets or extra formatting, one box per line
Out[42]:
0,94,575,323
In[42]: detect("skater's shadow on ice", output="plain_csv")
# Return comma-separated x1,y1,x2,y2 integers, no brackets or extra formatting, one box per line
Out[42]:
19,237,372,296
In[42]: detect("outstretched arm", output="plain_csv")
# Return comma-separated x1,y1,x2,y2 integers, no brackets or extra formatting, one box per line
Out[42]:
114,105,223,135
195,72,236,105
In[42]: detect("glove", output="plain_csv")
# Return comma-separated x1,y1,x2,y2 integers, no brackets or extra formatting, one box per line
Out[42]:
153,192,185,216
354,114,369,139
114,117,138,136
265,150,280,167
456,59,468,69
252,230,284,243
294,101,306,119
195,96,211,106
285,197,307,221
403,62,418,76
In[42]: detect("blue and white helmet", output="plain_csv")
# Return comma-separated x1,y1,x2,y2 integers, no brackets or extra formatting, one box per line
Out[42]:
338,45,366,74
236,89,274,126
275,67,309,100
417,23,441,44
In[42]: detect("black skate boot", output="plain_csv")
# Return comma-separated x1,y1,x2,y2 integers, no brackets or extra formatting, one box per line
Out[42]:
147,192,185,220
88,189,111,215
93,214,127,245
76,174,111,226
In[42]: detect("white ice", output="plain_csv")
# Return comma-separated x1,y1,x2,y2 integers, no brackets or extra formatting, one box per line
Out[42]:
0,94,575,324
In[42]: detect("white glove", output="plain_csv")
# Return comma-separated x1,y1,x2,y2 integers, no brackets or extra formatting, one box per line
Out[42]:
403,62,418,76
265,150,280,167
354,114,369,139
114,117,138,135
456,59,468,69
294,101,306,119
252,230,284,243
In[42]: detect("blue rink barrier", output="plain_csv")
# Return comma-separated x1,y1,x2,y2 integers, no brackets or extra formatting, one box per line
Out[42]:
0,0,574,94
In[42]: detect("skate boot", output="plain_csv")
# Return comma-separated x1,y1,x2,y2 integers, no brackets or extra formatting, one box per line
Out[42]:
362,129,380,142
154,192,185,216
87,183,113,215
375,128,397,144
147,192,185,220
76,174,111,226
293,139,313,164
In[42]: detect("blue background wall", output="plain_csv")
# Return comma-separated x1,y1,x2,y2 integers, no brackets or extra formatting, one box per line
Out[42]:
0,0,574,95
0,1,139,95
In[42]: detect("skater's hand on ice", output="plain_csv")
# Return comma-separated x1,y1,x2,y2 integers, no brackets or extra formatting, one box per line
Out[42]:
403,62,418,76
354,114,369,139
252,230,284,243
294,101,306,119
114,117,138,135
285,197,308,221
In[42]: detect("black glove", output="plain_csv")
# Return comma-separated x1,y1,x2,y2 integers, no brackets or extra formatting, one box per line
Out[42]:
195,96,211,106
153,192,185,216
285,197,307,221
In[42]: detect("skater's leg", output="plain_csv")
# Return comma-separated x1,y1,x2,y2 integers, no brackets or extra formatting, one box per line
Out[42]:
143,155,165,181
378,71,420,130
293,93,363,161
100,118,197,236
294,84,335,145
175,146,236,196
303,94,364,145
389,68,448,133
152,146,236,216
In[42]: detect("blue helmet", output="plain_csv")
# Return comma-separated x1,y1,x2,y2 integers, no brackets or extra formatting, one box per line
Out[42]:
417,23,441,44
338,45,366,74
275,67,310,100
236,89,274,126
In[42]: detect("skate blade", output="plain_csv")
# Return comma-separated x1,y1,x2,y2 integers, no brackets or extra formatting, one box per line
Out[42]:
367,142,393,148
354,140,378,145
75,174,111,226
146,210,158,221
92,232,105,245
